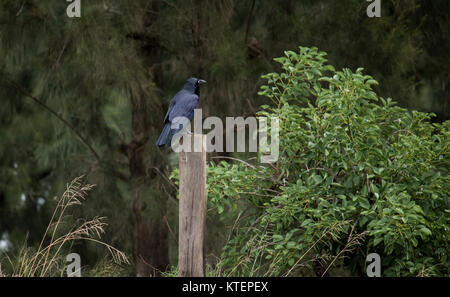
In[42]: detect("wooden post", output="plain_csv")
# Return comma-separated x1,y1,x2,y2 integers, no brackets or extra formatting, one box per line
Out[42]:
178,134,207,277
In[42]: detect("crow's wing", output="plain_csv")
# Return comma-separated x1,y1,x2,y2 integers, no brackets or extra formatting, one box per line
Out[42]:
168,91,199,122
163,98,176,123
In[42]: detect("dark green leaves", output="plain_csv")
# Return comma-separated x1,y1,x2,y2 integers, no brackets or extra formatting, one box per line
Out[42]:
206,46,449,277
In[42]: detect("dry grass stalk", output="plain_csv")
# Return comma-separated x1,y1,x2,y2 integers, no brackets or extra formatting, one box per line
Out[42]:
6,176,129,277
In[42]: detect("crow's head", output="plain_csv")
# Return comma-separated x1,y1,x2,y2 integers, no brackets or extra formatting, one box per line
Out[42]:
184,77,206,95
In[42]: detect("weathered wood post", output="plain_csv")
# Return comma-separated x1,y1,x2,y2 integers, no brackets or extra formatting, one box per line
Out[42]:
178,134,207,277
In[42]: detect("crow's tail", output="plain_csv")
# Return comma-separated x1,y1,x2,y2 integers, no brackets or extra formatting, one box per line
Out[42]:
156,123,172,147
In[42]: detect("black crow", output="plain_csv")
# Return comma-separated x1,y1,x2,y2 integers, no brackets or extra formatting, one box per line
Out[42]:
156,77,206,147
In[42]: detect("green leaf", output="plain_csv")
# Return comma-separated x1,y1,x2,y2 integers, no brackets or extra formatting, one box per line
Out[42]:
273,234,284,242
288,258,295,266
359,198,370,209
287,241,297,249
301,219,313,227
312,175,323,184
420,227,432,236
373,237,383,246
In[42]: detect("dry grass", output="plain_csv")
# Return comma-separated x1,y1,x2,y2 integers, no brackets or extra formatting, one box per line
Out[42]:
2,175,129,277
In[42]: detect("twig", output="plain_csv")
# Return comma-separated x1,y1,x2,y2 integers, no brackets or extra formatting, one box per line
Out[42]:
284,222,340,276
163,215,178,245
320,225,367,277
6,78,101,161
244,0,256,44
211,156,257,169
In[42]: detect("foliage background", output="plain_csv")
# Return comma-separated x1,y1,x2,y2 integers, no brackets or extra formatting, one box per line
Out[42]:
0,0,448,276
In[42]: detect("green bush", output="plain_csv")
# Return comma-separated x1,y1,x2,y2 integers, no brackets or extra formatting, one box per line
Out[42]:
206,47,449,276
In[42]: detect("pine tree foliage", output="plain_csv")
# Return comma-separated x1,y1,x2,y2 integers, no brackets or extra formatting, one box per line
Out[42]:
0,0,448,275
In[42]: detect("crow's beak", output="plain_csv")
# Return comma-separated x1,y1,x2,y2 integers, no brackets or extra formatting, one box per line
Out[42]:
198,79,207,84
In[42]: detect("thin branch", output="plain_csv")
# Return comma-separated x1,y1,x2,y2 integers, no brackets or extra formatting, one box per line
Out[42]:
321,226,367,277
41,39,68,87
6,78,101,161
244,0,256,45
284,222,342,276
210,156,257,169
148,166,178,191
163,215,178,245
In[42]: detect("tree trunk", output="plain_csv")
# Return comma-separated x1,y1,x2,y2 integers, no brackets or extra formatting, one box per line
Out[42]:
127,93,168,277
132,195,168,277
124,1,169,277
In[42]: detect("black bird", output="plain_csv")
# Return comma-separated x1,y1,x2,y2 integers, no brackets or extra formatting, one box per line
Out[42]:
156,77,206,147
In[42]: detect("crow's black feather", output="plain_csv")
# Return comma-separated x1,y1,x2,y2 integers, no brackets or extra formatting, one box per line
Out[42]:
156,77,205,148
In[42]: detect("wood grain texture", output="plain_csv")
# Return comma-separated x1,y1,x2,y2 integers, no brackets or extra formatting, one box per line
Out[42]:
178,134,206,277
